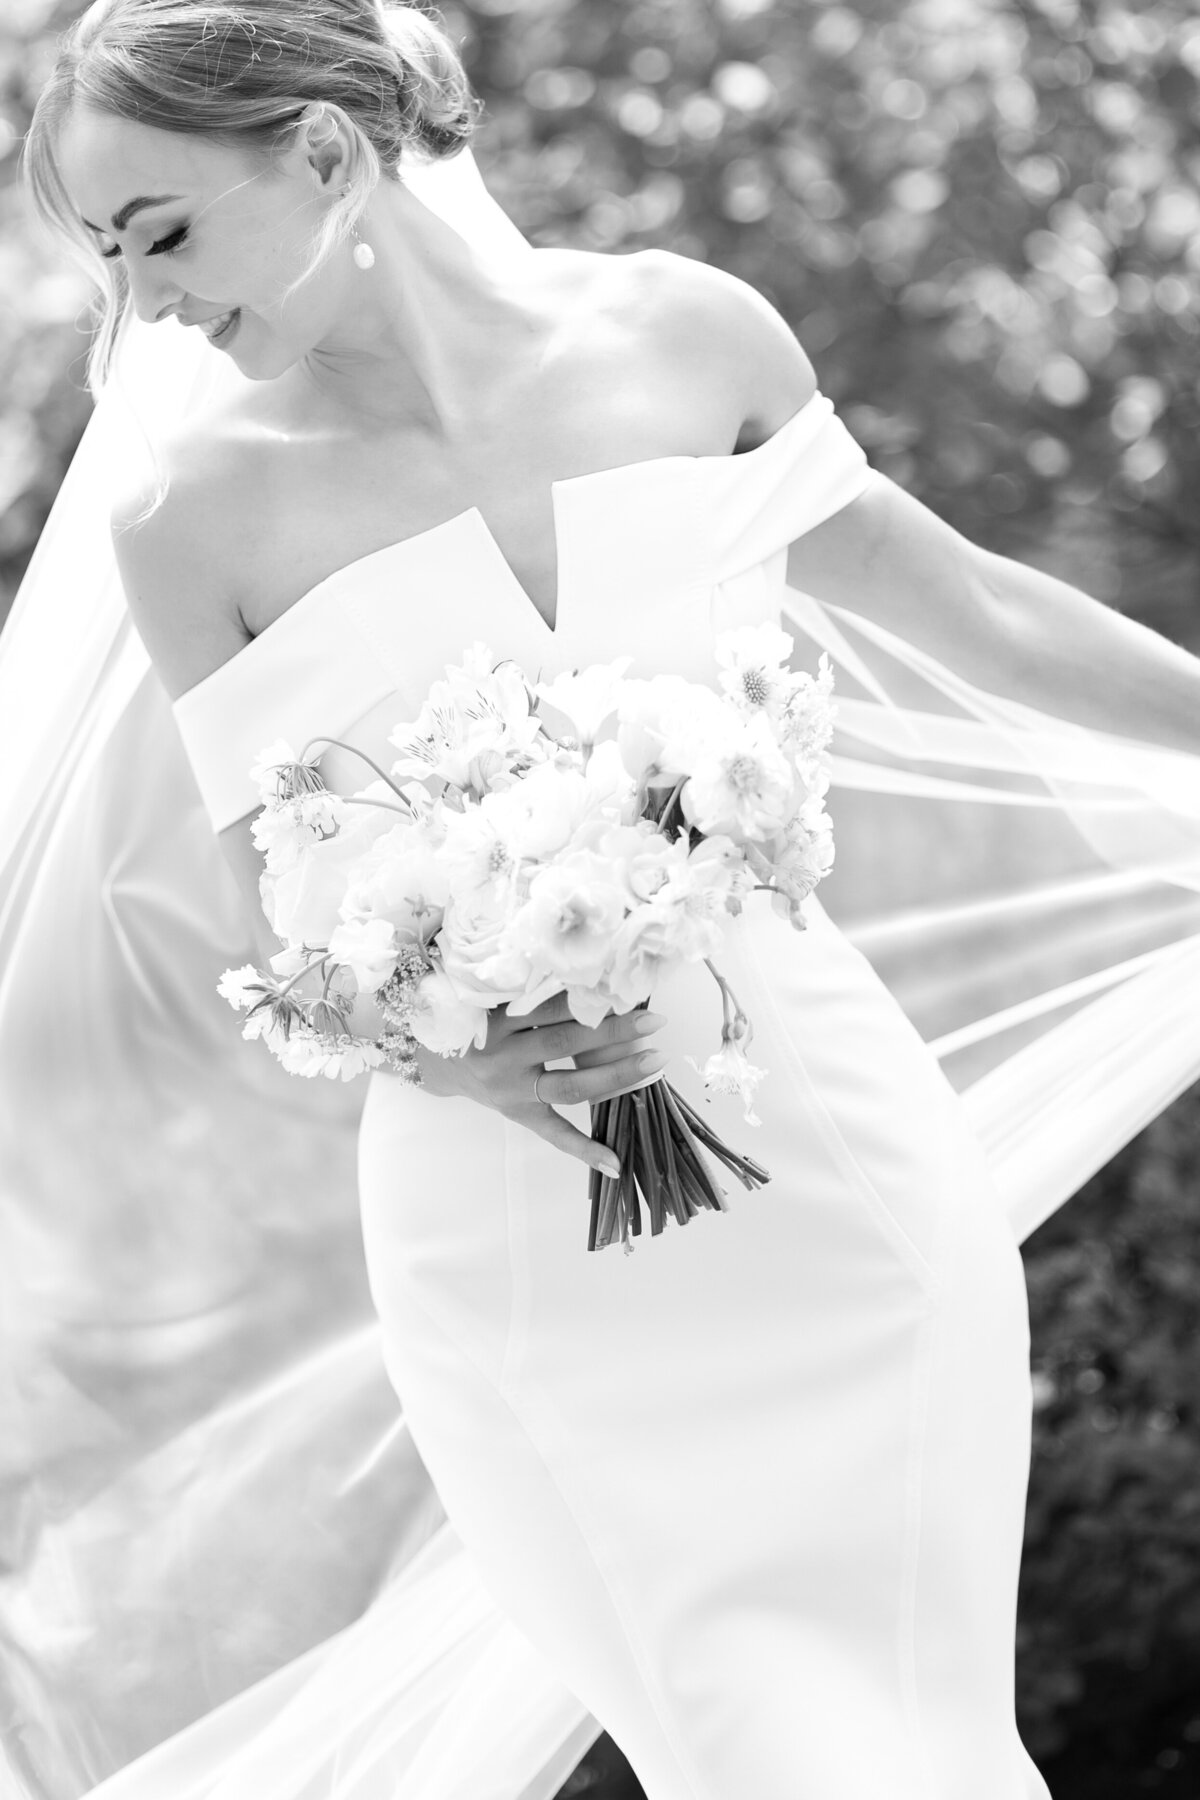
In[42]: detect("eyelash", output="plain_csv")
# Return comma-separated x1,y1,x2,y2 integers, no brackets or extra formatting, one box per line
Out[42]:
100,225,190,262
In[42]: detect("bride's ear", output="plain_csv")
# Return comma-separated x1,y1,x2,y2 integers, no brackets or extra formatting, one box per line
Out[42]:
293,102,356,194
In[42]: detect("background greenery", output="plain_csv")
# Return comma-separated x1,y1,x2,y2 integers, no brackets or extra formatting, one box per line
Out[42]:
2,1,1198,1795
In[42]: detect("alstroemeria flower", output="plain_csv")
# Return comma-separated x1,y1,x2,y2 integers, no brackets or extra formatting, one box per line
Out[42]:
688,1029,768,1125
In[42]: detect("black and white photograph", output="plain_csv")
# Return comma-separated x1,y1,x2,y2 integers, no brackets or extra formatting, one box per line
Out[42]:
2,2,1199,1796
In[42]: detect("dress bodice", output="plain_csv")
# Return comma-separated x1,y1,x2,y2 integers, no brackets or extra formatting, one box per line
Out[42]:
171,391,872,832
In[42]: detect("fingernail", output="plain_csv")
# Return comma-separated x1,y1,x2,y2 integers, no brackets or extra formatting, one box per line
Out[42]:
633,1013,665,1036
599,1156,621,1179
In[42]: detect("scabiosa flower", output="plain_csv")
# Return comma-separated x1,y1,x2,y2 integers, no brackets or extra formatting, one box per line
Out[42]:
714,623,796,721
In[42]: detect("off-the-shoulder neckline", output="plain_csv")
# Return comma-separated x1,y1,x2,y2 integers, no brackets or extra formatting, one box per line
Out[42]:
172,390,825,711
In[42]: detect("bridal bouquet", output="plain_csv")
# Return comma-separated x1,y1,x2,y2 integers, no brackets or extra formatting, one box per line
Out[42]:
218,625,836,1251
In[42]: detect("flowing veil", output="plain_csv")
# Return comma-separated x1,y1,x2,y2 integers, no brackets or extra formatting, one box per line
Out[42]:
2,145,1199,1800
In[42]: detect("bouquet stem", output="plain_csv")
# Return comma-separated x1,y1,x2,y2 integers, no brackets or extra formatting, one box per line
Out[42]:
586,1078,770,1253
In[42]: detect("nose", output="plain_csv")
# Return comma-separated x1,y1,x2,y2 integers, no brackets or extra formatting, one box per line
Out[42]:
124,259,187,326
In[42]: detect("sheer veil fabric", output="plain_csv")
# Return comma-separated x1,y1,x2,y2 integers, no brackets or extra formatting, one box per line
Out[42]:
1,147,1198,1800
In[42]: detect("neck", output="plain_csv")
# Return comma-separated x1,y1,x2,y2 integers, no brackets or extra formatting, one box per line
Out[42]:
291,171,545,434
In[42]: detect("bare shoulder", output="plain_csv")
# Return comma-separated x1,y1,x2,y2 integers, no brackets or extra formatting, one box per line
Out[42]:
603,248,819,442
110,407,258,702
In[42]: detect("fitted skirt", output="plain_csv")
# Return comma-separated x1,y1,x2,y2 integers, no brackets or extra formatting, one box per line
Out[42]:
358,895,1051,1800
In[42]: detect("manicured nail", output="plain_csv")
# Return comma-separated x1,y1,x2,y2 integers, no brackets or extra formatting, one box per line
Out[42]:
599,1157,621,1179
633,1012,666,1035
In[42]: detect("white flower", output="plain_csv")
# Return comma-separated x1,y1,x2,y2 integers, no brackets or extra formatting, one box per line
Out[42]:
437,886,534,1006
267,829,369,948
273,1027,385,1081
591,822,689,903
217,964,268,1011
688,1032,768,1125
408,967,491,1056
338,821,449,943
508,852,629,990
439,805,522,903
605,905,679,1009
248,739,328,806
388,645,541,797
536,658,632,746
249,739,301,802
714,623,796,720
251,790,347,874
327,917,399,992
266,945,307,980
616,674,709,783
478,762,598,864
743,797,835,925
778,653,837,786
682,711,796,841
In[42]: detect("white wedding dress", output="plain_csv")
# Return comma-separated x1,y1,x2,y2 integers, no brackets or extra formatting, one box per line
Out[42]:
171,394,1049,1799
6,148,1200,1800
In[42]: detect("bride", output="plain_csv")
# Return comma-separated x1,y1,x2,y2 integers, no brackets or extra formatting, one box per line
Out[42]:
5,1,1200,1796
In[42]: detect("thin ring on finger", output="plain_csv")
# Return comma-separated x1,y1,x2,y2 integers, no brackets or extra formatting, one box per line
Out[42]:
533,1066,549,1105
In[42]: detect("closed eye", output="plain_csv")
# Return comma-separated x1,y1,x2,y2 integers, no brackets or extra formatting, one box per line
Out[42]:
101,225,190,261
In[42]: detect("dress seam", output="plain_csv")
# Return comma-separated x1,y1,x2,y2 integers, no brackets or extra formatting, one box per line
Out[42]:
897,1296,941,1793
397,1279,713,1798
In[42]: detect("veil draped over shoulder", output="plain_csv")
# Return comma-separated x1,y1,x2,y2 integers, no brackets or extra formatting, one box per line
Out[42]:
2,147,1198,1800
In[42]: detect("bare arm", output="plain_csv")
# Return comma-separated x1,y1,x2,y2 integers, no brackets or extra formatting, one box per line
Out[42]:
787,477,1200,755
656,250,1200,755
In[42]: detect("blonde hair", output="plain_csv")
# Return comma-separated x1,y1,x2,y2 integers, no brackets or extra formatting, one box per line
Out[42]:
22,0,480,390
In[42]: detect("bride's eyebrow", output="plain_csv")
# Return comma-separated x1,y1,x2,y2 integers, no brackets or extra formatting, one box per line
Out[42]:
81,194,183,233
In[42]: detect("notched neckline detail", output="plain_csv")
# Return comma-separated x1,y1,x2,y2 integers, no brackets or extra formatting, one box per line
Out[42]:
173,392,823,711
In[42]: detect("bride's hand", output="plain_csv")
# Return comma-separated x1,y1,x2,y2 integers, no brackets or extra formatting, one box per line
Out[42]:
413,993,667,1176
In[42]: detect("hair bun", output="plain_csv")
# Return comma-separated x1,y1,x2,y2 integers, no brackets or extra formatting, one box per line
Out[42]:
378,2,480,159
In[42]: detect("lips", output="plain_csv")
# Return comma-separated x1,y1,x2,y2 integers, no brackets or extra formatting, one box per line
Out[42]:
195,308,241,344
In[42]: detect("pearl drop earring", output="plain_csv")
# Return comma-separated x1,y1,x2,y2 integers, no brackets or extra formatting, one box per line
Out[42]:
341,184,376,270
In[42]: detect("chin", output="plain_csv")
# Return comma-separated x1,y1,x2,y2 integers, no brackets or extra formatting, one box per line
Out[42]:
216,321,305,384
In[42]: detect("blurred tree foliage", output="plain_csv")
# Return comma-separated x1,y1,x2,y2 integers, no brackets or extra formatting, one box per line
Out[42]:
2,1,1199,1795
